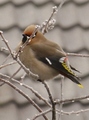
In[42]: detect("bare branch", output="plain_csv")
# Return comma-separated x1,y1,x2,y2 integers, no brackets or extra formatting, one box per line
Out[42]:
0,77,48,120
0,31,14,58
32,109,52,120
40,0,65,34
56,108,89,116
55,94,89,104
42,6,57,34
58,76,64,120
0,61,17,69
40,80,56,120
9,67,21,80
1,54,11,65
67,53,89,58
58,0,66,10
20,72,27,82
63,108,89,115
0,73,51,108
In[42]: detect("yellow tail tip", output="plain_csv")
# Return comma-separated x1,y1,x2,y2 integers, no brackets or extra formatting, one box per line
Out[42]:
78,84,84,88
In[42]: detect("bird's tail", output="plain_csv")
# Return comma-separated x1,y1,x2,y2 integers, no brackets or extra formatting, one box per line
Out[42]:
65,73,83,88
59,56,83,88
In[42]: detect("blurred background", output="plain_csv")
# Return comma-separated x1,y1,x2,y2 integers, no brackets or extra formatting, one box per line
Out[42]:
0,0,89,120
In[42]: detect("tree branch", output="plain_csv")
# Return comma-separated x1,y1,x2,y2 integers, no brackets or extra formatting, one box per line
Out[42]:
40,80,56,120
67,52,89,58
0,77,48,120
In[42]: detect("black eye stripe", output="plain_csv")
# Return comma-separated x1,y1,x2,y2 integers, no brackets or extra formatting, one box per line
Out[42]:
35,31,37,35
22,32,38,43
22,34,30,43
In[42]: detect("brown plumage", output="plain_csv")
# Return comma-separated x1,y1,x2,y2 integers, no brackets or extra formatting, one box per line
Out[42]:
16,25,83,88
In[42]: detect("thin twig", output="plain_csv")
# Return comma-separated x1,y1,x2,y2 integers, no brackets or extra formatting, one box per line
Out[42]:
57,108,89,115
1,54,11,65
0,31,14,58
20,72,27,82
58,76,64,120
67,53,89,58
64,108,89,115
41,0,66,34
4,71,89,116
32,109,52,120
0,77,48,120
9,66,21,80
55,94,89,104
58,0,66,10
0,73,51,108
1,71,89,106
40,80,56,120
0,61,17,69
43,6,57,34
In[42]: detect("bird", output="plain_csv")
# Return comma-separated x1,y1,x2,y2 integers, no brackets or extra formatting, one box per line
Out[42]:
16,25,83,88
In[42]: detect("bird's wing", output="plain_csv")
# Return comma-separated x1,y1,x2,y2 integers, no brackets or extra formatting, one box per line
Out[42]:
38,56,83,88
30,39,83,88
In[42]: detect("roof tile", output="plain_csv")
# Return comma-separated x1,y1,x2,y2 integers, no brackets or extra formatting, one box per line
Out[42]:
15,4,54,28
77,4,89,27
12,0,29,5
61,27,84,51
0,85,14,104
4,28,22,49
0,4,15,29
0,104,18,120
57,3,77,28
45,27,64,48
33,0,49,4
0,0,89,120
0,0,9,4
74,0,89,4
82,30,89,49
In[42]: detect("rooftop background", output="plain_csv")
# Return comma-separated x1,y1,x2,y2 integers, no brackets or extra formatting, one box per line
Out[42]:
0,0,89,120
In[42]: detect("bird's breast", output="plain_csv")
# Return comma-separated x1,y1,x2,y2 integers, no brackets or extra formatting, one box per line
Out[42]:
19,46,59,80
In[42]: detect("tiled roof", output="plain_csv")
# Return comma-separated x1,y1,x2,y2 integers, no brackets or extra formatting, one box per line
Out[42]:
0,0,89,120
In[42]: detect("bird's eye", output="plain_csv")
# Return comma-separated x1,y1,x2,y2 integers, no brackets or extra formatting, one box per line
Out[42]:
22,34,27,43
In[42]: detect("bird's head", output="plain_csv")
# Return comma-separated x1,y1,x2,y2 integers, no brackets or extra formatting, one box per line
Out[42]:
22,25,43,44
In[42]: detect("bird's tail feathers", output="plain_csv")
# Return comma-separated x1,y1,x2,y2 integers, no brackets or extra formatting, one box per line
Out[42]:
66,73,83,88
70,65,81,73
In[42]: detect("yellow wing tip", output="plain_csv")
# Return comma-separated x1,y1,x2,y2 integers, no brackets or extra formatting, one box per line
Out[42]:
78,84,84,88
